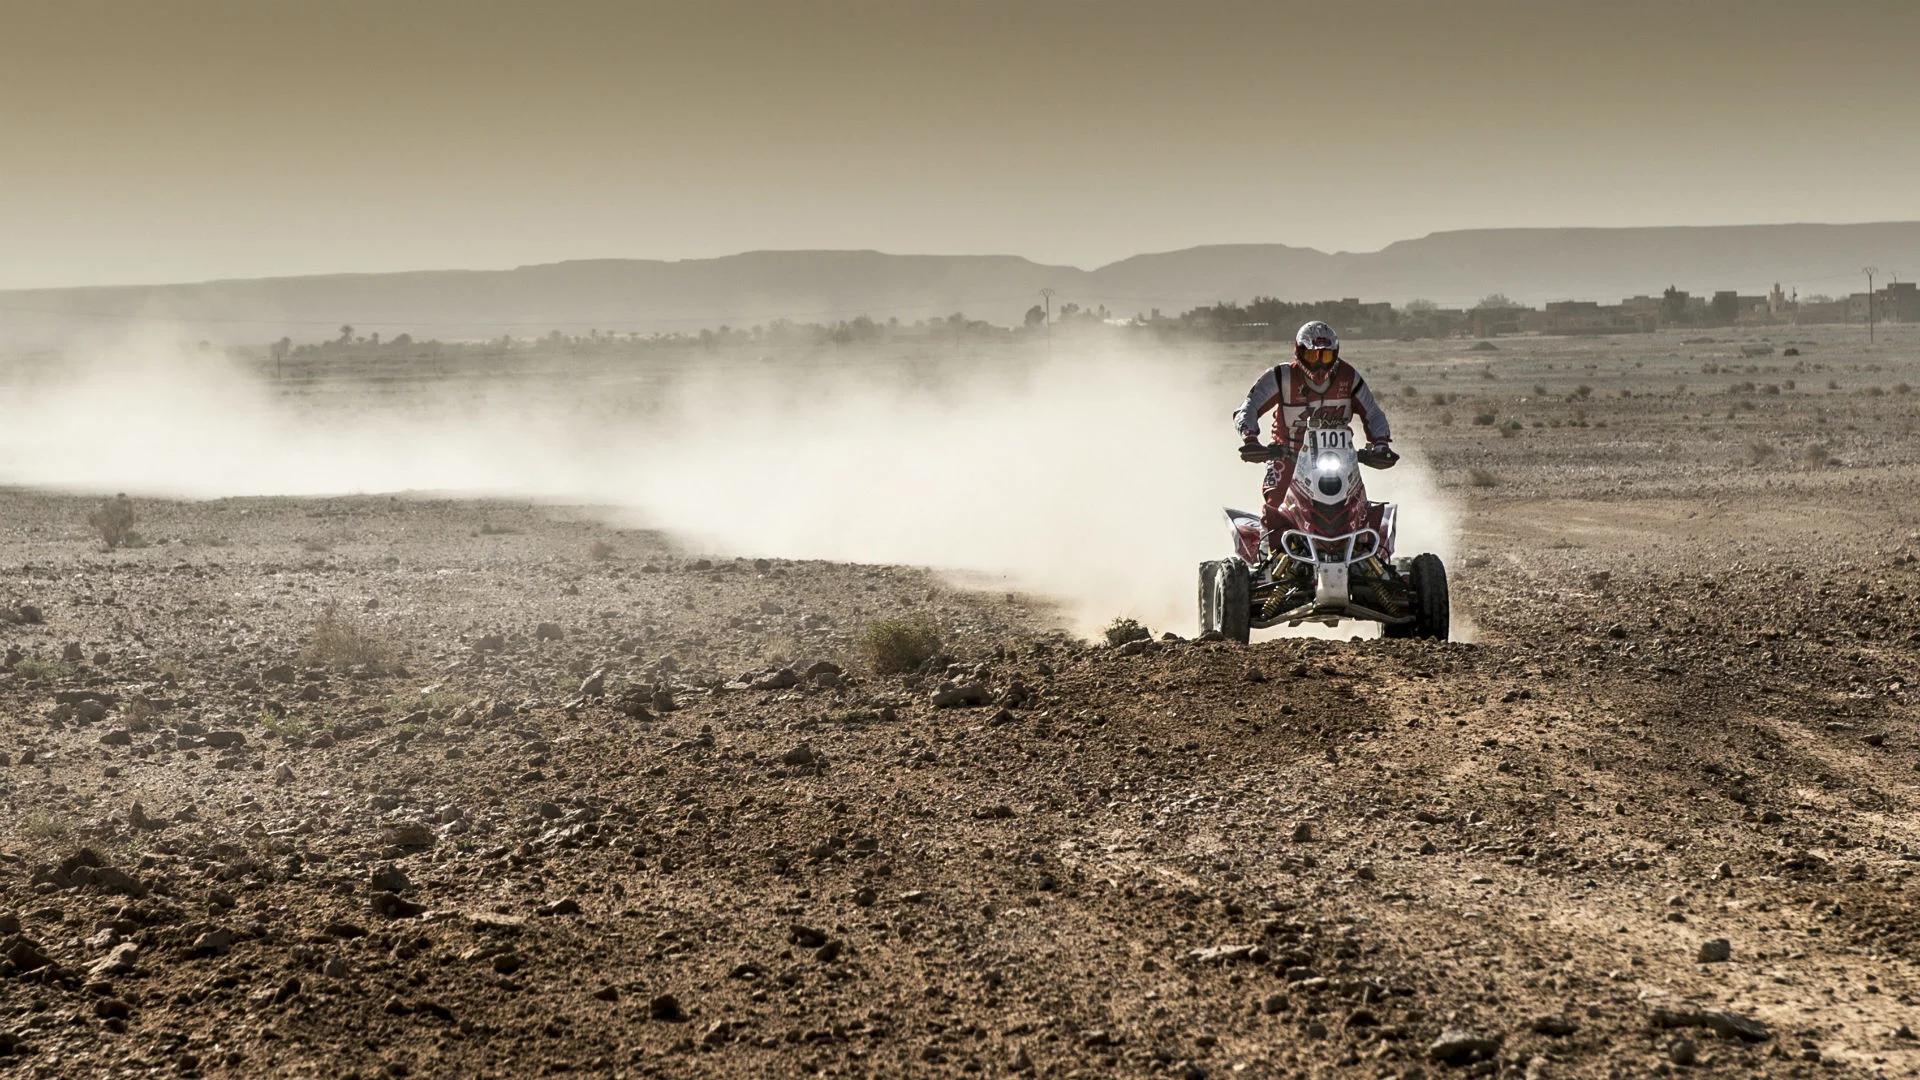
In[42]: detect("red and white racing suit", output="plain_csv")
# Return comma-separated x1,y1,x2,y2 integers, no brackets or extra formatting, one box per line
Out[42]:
1232,358,1392,534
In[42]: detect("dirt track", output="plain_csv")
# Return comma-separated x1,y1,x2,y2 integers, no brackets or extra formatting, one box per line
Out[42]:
2,326,1919,1078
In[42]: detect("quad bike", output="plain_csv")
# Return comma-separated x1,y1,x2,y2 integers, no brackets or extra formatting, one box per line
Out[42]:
1199,422,1449,642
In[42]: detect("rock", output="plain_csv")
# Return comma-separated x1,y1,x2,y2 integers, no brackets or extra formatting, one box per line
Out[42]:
473,634,506,653
1530,1015,1577,1036
803,660,842,679
74,700,108,724
931,682,990,708
593,985,620,1002
98,729,132,746
1696,938,1731,963
263,665,296,684
780,743,818,767
88,942,139,977
5,938,52,971
1669,1037,1699,1066
93,997,133,1020
535,622,565,642
370,866,411,893
1187,944,1258,964
1291,822,1313,843
370,891,426,919
203,730,245,749
536,898,582,917
191,929,235,957
1428,1029,1501,1066
751,668,799,691
77,865,146,898
1648,1006,1771,1042
16,605,43,624
578,669,606,698
382,821,436,849
649,993,686,1021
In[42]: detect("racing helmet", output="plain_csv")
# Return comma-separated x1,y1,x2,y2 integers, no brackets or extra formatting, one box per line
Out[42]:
1294,321,1340,379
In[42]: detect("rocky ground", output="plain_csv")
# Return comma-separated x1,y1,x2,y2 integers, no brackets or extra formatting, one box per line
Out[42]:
2,325,1919,1078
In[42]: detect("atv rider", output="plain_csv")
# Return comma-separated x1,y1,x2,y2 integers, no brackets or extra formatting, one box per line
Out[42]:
1233,320,1396,540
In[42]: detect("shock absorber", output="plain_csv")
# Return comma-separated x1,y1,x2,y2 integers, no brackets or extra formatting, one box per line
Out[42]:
1261,555,1303,619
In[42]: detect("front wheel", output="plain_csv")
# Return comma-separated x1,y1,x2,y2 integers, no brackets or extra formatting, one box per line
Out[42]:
1385,553,1449,640
1198,558,1252,644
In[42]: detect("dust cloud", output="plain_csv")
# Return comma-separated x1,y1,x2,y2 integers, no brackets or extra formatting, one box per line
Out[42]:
0,332,1461,637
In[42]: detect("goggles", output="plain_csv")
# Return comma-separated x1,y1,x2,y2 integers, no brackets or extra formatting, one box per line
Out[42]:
1300,347,1337,369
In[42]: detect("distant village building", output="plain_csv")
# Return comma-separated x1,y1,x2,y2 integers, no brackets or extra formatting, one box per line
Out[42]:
1882,281,1920,322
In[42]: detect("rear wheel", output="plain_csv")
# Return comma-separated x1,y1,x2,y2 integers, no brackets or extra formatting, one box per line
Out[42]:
1197,558,1252,644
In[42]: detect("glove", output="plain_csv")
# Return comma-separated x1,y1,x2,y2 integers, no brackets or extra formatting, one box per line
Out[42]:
1239,441,1270,462
1364,443,1399,468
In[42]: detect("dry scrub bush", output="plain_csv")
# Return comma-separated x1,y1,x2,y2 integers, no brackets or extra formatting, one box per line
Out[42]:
303,602,393,668
1103,618,1150,646
589,540,615,561
1472,411,1498,426
858,615,941,674
1800,443,1832,468
1467,468,1500,488
13,658,74,682
1744,440,1776,465
87,494,141,550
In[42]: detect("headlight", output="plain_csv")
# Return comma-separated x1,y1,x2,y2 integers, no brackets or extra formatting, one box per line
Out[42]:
1316,453,1342,474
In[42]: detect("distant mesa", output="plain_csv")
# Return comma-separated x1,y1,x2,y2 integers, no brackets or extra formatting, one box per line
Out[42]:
2,222,1917,346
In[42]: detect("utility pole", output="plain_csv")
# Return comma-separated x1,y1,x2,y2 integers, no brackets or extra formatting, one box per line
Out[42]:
1038,287,1055,362
1863,267,1878,343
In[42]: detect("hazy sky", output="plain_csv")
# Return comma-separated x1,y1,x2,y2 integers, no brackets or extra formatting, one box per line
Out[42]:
3,0,1917,289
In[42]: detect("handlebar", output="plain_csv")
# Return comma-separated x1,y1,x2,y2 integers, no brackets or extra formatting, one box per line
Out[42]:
1239,442,1293,463
1241,442,1398,469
